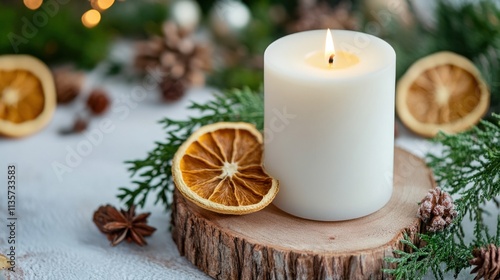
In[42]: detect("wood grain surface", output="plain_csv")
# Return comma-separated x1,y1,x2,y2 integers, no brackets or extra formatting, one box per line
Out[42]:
171,148,434,280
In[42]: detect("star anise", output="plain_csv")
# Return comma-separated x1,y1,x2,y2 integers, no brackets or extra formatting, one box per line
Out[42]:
93,204,156,246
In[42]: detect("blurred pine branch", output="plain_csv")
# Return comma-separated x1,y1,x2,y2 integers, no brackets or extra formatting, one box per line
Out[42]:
381,0,500,113
0,1,167,68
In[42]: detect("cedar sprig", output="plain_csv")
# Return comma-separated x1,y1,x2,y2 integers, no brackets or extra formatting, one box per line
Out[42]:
385,232,471,280
117,87,264,210
385,114,500,279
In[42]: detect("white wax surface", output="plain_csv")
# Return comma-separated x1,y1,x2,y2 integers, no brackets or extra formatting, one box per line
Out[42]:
264,30,396,221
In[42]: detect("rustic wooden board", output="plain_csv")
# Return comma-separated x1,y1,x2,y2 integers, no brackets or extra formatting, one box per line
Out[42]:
171,148,434,280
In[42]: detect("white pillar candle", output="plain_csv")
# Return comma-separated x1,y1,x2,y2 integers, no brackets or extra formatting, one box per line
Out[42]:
264,30,396,221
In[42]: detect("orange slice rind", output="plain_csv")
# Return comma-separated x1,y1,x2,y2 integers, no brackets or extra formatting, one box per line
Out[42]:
396,51,490,138
0,55,56,137
172,122,279,215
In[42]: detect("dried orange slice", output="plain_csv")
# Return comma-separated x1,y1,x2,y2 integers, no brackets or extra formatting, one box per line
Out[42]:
172,122,279,215
0,55,56,137
0,253,11,270
396,51,490,138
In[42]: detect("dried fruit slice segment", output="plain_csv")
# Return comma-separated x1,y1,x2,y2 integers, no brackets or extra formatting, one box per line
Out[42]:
172,122,279,215
0,55,56,137
396,52,490,138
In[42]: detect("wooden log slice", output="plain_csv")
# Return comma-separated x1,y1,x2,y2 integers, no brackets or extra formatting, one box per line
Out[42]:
171,148,434,280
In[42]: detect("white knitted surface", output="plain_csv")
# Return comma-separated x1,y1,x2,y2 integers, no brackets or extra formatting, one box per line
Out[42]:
0,76,212,280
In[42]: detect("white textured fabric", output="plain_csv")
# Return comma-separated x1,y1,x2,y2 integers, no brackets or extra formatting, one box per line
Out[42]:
0,74,212,280
0,74,484,279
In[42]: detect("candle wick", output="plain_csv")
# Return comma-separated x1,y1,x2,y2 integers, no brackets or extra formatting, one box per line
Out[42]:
328,54,335,67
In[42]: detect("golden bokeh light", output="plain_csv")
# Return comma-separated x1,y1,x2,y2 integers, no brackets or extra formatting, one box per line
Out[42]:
24,0,43,10
93,0,115,11
81,9,101,28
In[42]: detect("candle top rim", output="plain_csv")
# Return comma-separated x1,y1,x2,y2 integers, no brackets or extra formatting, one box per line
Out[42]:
264,29,396,81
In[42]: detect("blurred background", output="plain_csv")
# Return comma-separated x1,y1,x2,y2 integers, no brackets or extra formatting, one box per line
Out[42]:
1,0,499,134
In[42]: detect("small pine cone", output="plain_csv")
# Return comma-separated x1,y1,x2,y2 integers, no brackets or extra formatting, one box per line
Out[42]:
59,116,89,135
470,244,500,280
161,78,186,102
86,89,110,115
72,117,89,133
417,187,457,232
53,67,85,104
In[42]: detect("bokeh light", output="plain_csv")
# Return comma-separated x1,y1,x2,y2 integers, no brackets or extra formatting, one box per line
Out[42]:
24,0,43,10
81,9,101,28
91,0,115,11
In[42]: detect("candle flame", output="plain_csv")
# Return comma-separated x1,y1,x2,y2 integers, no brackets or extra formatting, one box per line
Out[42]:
325,29,335,67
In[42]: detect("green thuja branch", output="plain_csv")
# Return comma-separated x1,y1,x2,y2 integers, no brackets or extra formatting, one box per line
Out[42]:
116,87,264,210
386,114,500,279
385,232,471,280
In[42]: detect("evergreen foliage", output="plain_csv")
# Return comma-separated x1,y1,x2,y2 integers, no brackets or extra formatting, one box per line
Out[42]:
117,88,264,209
385,114,500,279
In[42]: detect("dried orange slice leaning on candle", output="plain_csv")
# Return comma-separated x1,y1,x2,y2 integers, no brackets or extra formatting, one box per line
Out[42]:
172,122,279,215
0,55,56,137
396,51,490,138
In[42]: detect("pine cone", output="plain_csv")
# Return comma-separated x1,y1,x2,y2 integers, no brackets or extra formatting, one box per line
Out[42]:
134,37,165,71
161,77,186,102
159,21,211,84
134,21,211,101
287,1,358,33
53,67,85,104
72,117,89,133
86,89,110,115
58,116,89,135
470,244,500,280
417,187,457,232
